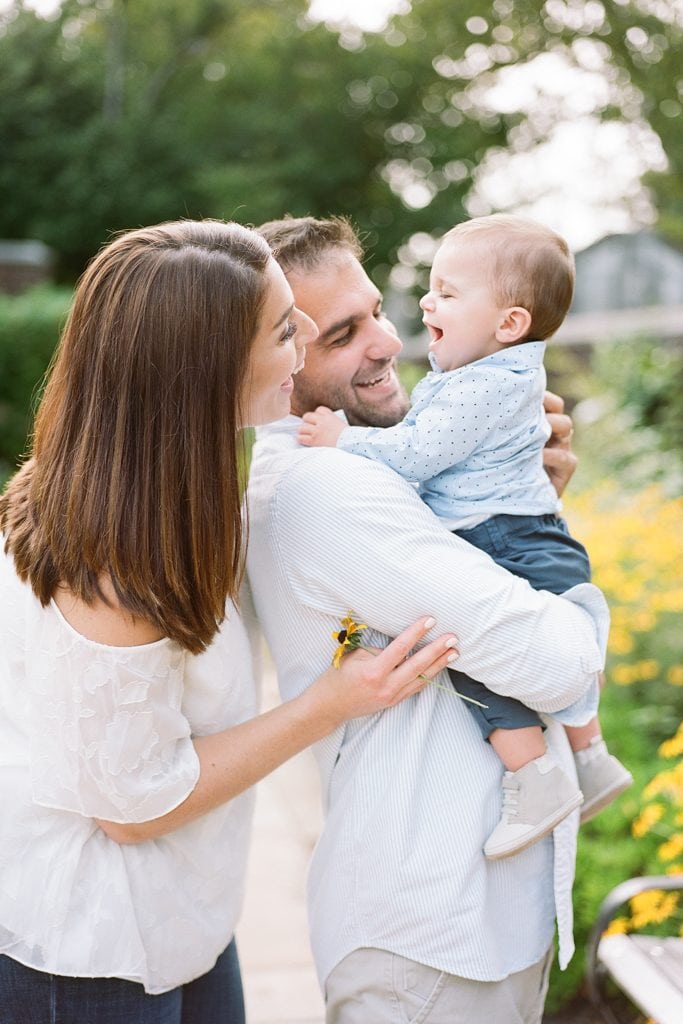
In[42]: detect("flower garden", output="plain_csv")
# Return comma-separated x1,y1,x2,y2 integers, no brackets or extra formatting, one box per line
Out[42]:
551,484,683,1010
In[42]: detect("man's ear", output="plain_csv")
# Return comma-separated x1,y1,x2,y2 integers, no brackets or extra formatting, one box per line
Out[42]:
495,306,532,345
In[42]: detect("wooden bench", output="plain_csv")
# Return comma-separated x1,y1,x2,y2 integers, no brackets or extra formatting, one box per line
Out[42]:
586,874,683,1024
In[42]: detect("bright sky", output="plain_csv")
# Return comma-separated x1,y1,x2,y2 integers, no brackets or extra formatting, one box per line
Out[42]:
308,0,404,30
4,0,666,251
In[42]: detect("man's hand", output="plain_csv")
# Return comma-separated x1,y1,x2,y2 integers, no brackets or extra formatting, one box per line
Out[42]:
543,390,577,498
299,406,346,448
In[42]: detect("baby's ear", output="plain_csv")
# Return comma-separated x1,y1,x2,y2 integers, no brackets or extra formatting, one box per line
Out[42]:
495,306,532,345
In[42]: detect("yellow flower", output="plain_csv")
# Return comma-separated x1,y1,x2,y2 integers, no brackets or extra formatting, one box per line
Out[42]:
609,629,634,657
331,613,367,669
644,762,683,802
603,917,629,936
630,889,679,928
634,660,660,681
658,835,683,863
632,803,665,838
659,724,683,759
611,663,638,686
632,611,657,633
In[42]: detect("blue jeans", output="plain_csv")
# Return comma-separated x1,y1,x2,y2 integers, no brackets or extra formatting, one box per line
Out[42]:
0,940,244,1024
449,514,592,739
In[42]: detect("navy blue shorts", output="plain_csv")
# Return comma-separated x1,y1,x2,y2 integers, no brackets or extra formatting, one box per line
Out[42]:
448,513,591,739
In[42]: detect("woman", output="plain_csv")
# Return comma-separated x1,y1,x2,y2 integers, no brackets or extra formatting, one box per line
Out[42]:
0,220,458,1023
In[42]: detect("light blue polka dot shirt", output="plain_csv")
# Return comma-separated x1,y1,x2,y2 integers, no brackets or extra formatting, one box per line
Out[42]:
339,341,560,530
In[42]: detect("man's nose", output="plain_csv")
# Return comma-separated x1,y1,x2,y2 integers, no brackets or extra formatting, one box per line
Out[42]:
365,316,402,361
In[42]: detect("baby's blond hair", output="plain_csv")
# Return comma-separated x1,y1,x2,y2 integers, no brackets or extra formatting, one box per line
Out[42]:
443,214,575,340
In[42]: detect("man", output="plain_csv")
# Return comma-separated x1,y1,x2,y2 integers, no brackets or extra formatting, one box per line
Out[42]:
246,216,607,1023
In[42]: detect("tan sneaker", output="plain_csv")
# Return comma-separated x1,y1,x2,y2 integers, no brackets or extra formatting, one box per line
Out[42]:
575,737,633,823
484,754,583,861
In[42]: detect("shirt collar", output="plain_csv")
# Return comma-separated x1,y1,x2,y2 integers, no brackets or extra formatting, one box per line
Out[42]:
429,341,546,376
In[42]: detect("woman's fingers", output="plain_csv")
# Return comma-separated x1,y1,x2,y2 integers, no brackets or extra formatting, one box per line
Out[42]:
387,633,459,687
369,616,437,671
323,617,460,721
366,617,459,690
384,641,460,707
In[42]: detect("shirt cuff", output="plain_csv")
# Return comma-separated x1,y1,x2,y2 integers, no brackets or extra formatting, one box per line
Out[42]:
549,582,609,725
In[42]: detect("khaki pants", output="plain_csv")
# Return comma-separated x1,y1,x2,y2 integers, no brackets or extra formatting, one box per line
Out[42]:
324,946,553,1024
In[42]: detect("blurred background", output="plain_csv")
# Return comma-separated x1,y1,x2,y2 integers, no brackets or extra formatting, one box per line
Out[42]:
0,1,681,1018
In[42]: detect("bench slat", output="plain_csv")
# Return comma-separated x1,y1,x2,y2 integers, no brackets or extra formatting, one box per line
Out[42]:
599,934,683,1024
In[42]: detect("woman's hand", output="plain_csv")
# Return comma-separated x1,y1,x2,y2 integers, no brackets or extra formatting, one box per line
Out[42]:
96,618,458,844
305,617,459,729
543,390,578,498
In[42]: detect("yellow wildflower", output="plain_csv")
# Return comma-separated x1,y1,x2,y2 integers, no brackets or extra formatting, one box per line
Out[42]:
632,803,665,838
659,725,683,759
634,660,659,681
658,835,683,863
603,917,629,936
630,889,679,928
331,613,367,669
644,762,683,802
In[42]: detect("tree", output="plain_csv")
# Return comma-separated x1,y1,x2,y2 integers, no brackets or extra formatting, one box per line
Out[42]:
0,0,531,277
0,0,681,278
375,0,683,246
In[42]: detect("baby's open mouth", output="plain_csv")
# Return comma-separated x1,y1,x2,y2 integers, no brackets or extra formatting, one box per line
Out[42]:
425,323,443,345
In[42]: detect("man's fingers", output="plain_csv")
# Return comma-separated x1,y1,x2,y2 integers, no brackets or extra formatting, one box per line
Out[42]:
542,446,578,498
546,412,573,447
543,389,565,415
543,447,578,471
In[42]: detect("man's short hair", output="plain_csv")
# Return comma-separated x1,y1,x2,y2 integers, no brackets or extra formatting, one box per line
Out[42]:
443,214,575,340
257,215,363,275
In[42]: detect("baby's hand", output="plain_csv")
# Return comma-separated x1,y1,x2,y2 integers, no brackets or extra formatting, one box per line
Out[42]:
298,406,346,447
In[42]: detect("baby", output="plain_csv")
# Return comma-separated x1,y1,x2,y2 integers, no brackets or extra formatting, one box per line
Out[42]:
299,214,632,860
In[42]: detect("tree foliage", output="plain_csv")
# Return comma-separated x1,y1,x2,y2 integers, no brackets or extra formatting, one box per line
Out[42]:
0,0,681,280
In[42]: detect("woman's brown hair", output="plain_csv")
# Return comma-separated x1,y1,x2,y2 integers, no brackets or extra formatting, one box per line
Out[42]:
0,220,273,653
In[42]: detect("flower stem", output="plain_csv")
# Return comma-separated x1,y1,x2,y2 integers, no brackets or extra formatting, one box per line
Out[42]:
358,645,488,709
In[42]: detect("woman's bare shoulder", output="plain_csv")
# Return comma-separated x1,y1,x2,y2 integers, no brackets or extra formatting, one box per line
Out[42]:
53,580,165,647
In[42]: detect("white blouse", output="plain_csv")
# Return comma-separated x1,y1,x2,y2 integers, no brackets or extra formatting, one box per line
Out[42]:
0,544,258,994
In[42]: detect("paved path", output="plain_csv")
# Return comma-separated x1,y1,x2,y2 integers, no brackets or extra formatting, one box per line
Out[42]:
237,666,325,1024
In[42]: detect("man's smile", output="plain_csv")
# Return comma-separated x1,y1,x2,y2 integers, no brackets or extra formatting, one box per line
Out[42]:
354,366,398,392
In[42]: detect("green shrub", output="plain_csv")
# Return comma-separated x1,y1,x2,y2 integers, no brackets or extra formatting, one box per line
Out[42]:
0,284,72,479
561,337,683,495
593,338,683,460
